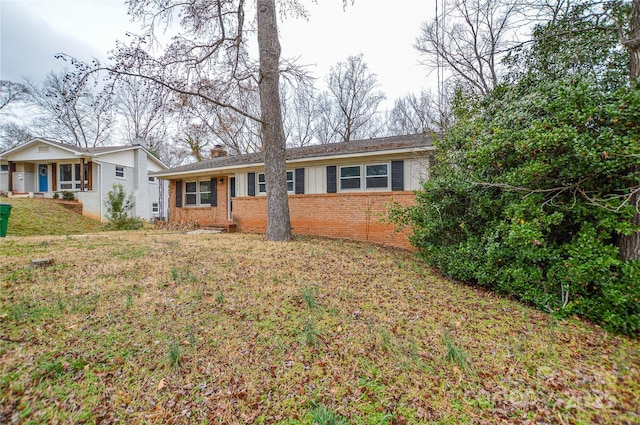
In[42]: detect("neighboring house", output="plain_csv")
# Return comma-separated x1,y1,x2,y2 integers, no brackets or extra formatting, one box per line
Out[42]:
0,138,169,222
153,134,435,249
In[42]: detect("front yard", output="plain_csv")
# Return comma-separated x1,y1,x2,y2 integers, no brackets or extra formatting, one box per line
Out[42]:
1,232,638,424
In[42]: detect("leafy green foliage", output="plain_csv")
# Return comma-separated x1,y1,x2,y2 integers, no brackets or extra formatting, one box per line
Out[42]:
103,184,144,230
393,5,640,335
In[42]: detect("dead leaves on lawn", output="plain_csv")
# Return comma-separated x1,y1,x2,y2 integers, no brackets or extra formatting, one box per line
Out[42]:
0,232,638,424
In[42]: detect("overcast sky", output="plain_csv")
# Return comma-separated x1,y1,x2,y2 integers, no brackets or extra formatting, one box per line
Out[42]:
0,0,436,109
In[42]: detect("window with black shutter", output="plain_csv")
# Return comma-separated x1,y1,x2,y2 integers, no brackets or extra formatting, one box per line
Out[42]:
295,168,304,194
175,180,182,207
210,178,218,206
248,172,256,196
326,166,337,193
391,160,404,191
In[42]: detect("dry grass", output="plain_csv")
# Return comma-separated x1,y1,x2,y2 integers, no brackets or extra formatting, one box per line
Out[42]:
1,231,638,424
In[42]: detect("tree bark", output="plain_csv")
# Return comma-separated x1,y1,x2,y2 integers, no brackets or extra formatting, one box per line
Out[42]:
257,0,292,241
619,0,640,261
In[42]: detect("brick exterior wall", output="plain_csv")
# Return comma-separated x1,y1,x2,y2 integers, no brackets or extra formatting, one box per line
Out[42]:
169,178,417,249
234,192,416,249
168,178,230,226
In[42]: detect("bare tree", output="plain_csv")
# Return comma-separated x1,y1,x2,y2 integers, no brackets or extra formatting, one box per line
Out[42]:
26,71,113,148
64,0,308,240
0,80,28,113
175,87,262,157
387,90,441,135
115,78,173,155
0,122,33,151
281,79,320,147
416,0,523,97
318,54,386,142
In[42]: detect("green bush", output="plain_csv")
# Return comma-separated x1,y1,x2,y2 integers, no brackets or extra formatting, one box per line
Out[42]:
104,184,144,231
61,191,75,201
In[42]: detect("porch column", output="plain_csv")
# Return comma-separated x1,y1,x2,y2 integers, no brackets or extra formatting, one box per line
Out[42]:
80,158,85,191
52,163,57,191
8,161,15,191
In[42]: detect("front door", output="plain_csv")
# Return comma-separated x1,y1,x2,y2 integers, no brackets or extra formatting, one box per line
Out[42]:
38,164,48,192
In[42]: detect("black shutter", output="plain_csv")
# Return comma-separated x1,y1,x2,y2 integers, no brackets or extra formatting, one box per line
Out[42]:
391,160,404,191
326,166,337,193
210,178,218,207
295,168,305,194
248,172,256,196
175,180,182,207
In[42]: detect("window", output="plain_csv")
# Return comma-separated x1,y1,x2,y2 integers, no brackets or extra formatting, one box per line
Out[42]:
115,166,125,179
0,164,8,171
152,202,159,214
257,171,295,194
286,171,294,193
59,163,88,190
148,176,157,183
365,164,389,189
340,166,361,190
184,180,211,206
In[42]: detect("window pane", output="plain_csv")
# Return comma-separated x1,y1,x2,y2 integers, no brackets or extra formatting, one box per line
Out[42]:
286,171,293,180
186,194,197,205
366,164,387,177
258,173,265,183
185,182,197,193
200,193,211,205
341,177,361,190
287,181,294,192
259,183,266,193
366,176,388,188
74,164,81,179
60,164,72,181
340,166,360,178
199,180,210,193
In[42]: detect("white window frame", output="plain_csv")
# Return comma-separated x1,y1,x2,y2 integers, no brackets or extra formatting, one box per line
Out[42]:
59,163,88,190
152,202,159,214
115,166,126,179
257,171,295,194
184,180,211,207
339,165,362,191
365,163,389,190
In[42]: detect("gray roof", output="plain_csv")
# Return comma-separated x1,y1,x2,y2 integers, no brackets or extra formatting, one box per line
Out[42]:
156,133,435,176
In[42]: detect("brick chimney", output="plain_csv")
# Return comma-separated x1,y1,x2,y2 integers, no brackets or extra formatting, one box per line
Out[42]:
210,144,227,158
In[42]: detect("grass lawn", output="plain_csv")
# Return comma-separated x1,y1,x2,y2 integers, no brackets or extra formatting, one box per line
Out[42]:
0,231,638,424
0,198,105,237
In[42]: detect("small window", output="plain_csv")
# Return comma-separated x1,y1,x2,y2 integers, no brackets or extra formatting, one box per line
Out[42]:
148,176,156,183
184,180,211,206
258,172,294,194
115,166,125,179
365,164,389,189
185,181,197,205
286,171,294,193
199,180,211,205
0,164,8,171
340,166,361,190
38,146,50,152
152,202,159,214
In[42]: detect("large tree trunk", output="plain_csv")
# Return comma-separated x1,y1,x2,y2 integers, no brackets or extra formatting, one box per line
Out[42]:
620,0,640,261
257,0,292,241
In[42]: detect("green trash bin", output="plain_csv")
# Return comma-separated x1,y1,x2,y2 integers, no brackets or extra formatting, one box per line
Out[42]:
0,203,12,237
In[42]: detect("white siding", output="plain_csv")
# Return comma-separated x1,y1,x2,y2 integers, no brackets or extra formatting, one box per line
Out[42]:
305,166,325,194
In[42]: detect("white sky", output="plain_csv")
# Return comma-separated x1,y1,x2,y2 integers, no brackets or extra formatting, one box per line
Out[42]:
0,0,437,109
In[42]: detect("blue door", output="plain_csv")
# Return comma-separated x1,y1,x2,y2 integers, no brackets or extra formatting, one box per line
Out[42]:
38,164,48,192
